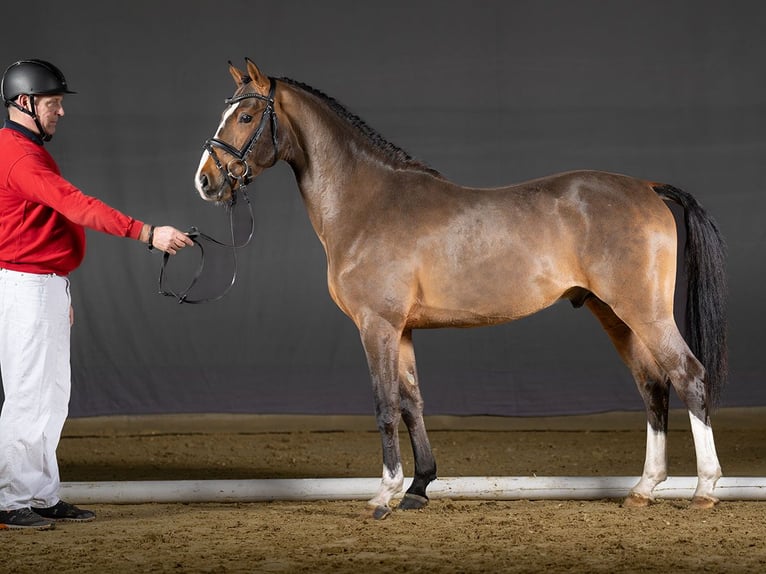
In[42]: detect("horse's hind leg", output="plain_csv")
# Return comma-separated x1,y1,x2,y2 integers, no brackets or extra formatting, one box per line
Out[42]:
598,300,722,507
651,331,722,507
586,297,672,507
638,322,721,507
396,329,437,510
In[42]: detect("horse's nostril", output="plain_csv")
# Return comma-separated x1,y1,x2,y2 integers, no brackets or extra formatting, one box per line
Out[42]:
199,174,209,192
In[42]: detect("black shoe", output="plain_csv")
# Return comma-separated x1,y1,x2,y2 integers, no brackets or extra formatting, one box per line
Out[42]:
32,501,95,522
0,508,56,530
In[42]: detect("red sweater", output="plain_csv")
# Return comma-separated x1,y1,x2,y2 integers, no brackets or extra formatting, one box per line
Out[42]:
0,122,144,275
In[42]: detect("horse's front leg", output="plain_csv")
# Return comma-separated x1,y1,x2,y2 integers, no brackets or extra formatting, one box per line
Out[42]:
359,316,405,520
397,329,437,511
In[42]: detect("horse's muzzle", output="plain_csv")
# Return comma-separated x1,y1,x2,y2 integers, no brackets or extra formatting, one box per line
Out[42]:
195,172,228,202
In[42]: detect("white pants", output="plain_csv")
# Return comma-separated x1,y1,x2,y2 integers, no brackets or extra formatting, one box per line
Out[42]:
0,268,71,510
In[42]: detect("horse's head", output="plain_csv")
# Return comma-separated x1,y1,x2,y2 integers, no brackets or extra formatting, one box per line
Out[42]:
195,58,279,203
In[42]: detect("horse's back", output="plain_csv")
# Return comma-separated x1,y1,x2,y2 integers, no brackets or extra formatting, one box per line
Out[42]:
404,169,672,234
496,169,666,214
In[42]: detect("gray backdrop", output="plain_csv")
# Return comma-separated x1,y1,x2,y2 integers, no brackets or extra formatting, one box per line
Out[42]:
1,1,764,417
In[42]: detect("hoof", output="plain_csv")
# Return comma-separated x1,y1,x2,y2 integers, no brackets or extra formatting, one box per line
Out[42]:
371,505,392,520
398,493,429,511
622,492,652,508
691,495,719,509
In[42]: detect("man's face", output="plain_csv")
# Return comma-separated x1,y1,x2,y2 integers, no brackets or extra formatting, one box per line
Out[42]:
32,94,65,136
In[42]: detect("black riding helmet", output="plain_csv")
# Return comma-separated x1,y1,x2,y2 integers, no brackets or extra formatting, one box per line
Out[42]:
1,59,76,141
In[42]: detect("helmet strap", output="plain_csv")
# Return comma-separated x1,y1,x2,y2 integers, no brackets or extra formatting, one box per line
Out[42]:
8,94,51,141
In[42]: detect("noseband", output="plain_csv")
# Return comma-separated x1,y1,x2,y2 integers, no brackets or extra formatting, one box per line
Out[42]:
158,78,279,304
203,76,279,195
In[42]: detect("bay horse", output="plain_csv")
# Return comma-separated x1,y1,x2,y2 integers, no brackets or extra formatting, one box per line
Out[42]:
194,59,727,519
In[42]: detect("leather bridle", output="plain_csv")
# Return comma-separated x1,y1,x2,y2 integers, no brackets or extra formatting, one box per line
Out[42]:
158,78,279,304
203,77,279,196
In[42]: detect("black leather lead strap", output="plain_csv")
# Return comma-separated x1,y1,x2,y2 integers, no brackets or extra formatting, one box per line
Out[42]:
157,187,255,304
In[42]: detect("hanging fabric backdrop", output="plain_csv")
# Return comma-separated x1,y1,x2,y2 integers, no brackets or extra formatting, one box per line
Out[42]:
1,0,765,417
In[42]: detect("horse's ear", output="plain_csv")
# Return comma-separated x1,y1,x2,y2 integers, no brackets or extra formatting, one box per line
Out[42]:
228,60,249,87
244,58,270,94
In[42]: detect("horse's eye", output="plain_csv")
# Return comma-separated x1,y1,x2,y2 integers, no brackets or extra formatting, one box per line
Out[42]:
239,113,253,124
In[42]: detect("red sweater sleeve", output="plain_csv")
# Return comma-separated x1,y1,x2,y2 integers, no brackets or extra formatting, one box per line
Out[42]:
11,150,144,239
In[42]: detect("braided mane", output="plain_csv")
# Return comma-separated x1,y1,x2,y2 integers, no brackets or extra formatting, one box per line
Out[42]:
276,77,442,178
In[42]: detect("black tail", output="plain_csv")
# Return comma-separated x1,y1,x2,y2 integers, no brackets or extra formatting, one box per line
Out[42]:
653,184,728,408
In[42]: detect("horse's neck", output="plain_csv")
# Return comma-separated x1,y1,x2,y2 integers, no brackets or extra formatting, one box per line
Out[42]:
284,103,390,239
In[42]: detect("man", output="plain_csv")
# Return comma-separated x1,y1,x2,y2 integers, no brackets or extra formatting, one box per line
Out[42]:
0,59,193,530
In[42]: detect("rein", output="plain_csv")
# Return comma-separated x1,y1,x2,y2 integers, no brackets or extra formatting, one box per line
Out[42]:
158,78,278,304
157,185,255,304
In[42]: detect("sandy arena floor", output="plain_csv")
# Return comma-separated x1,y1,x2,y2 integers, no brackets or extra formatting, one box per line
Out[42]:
3,408,765,573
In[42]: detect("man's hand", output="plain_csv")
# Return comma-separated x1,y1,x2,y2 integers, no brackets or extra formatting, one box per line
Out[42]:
142,224,194,254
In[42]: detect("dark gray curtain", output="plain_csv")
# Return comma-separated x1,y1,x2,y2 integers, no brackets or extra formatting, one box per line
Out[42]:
1,0,764,417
